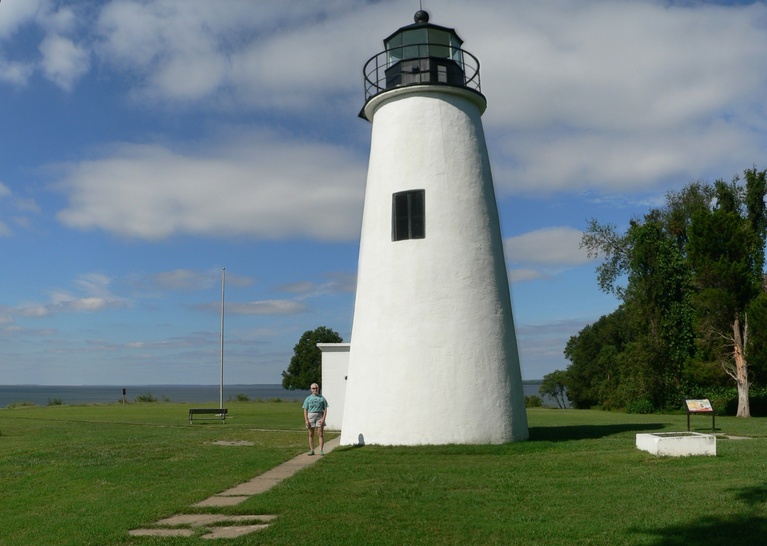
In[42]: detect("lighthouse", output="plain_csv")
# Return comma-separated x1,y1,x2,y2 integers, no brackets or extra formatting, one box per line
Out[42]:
339,11,528,445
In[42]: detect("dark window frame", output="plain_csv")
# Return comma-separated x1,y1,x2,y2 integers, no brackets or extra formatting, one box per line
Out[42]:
392,189,425,241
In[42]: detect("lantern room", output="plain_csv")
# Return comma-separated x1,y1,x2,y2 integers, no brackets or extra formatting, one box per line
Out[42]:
361,10,482,117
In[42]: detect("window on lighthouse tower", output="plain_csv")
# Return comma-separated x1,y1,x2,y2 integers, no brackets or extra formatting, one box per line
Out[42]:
392,190,425,241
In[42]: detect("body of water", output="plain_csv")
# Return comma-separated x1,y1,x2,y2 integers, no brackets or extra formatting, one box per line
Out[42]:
1,381,551,409
0,384,310,408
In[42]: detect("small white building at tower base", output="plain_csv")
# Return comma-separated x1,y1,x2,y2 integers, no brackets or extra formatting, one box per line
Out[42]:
317,343,349,431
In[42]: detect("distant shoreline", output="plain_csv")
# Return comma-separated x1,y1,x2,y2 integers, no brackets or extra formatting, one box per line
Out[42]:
0,384,311,408
1,381,547,409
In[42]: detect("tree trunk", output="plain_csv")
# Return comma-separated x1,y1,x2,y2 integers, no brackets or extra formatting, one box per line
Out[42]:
733,316,751,418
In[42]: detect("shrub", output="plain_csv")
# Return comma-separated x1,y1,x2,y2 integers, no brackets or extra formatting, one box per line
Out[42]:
7,401,37,409
625,399,654,414
47,398,63,406
134,392,157,403
525,395,543,408
231,393,250,402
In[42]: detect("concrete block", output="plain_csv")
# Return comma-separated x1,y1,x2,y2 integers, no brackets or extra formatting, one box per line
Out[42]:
636,432,716,457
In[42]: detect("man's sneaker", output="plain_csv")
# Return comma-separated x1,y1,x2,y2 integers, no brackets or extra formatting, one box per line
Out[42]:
320,450,325,456
309,450,315,456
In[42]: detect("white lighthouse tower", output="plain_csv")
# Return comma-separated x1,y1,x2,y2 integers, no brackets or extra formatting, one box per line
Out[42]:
340,11,528,445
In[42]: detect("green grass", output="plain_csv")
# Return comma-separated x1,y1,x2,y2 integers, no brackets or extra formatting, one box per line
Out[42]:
1,405,766,545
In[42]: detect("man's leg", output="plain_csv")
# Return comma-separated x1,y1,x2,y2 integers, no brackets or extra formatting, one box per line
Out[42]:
308,427,315,454
318,425,324,454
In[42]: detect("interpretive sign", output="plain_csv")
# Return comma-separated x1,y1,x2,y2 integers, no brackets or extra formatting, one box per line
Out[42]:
685,399,713,412
685,399,715,431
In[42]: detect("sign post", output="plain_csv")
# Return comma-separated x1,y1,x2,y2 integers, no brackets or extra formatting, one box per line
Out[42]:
685,399,715,432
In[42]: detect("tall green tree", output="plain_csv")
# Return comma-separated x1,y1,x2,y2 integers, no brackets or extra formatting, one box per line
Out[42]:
281,326,343,390
687,169,767,417
563,308,629,409
540,370,569,408
576,168,767,416
579,202,697,410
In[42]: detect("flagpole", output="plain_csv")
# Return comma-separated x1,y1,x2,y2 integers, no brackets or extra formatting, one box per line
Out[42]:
219,267,225,410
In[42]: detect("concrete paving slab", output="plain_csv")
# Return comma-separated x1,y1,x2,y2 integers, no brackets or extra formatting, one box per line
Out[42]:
220,478,282,496
201,524,270,539
129,528,194,537
154,514,278,527
196,437,341,503
155,514,231,527
193,495,252,507
134,437,341,537
226,515,278,523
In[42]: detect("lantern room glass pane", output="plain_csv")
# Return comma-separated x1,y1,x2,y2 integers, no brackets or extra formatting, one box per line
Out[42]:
401,28,427,60
427,29,450,59
386,33,403,64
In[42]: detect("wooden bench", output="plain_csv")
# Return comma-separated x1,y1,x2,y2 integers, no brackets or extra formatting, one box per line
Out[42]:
188,408,228,424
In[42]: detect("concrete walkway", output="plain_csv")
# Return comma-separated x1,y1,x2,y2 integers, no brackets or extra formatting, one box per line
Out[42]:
129,436,341,539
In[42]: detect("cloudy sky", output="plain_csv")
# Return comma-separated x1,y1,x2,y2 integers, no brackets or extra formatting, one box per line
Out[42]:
1,0,765,386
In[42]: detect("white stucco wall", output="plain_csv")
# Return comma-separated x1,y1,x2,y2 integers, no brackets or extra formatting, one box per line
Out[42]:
318,343,350,431
340,85,529,446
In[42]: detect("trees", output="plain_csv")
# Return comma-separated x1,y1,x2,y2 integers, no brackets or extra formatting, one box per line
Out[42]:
281,326,343,390
563,308,629,409
686,170,767,417
572,168,767,415
540,370,569,408
579,204,696,410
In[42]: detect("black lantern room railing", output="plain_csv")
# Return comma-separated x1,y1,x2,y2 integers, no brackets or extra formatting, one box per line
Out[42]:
362,43,482,103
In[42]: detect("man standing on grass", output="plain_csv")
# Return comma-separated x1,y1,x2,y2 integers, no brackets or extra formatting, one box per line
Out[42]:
302,383,328,456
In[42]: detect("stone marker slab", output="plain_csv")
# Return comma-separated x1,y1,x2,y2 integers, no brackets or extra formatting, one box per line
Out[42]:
636,432,716,457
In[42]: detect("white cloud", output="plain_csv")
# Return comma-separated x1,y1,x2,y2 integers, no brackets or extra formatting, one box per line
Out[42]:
0,1,88,88
39,34,90,90
0,57,35,86
516,317,594,378
0,183,13,236
505,227,593,282
0,0,48,39
15,273,127,318
153,269,218,291
445,0,767,194
28,0,767,196
195,299,309,315
93,0,371,107
56,128,366,241
0,184,40,236
226,300,309,316
506,227,589,266
276,272,357,297
509,268,543,283
151,269,252,291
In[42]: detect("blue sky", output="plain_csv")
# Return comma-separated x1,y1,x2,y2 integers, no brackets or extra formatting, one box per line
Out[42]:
1,0,766,385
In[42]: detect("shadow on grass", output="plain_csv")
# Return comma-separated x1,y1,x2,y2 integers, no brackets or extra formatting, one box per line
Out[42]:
731,482,767,508
632,514,767,545
529,423,666,442
632,482,767,544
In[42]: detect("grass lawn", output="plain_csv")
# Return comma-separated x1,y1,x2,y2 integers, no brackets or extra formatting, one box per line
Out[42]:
1,403,765,545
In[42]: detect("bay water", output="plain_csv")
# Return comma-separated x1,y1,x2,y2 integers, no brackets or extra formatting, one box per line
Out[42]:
1,381,546,409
